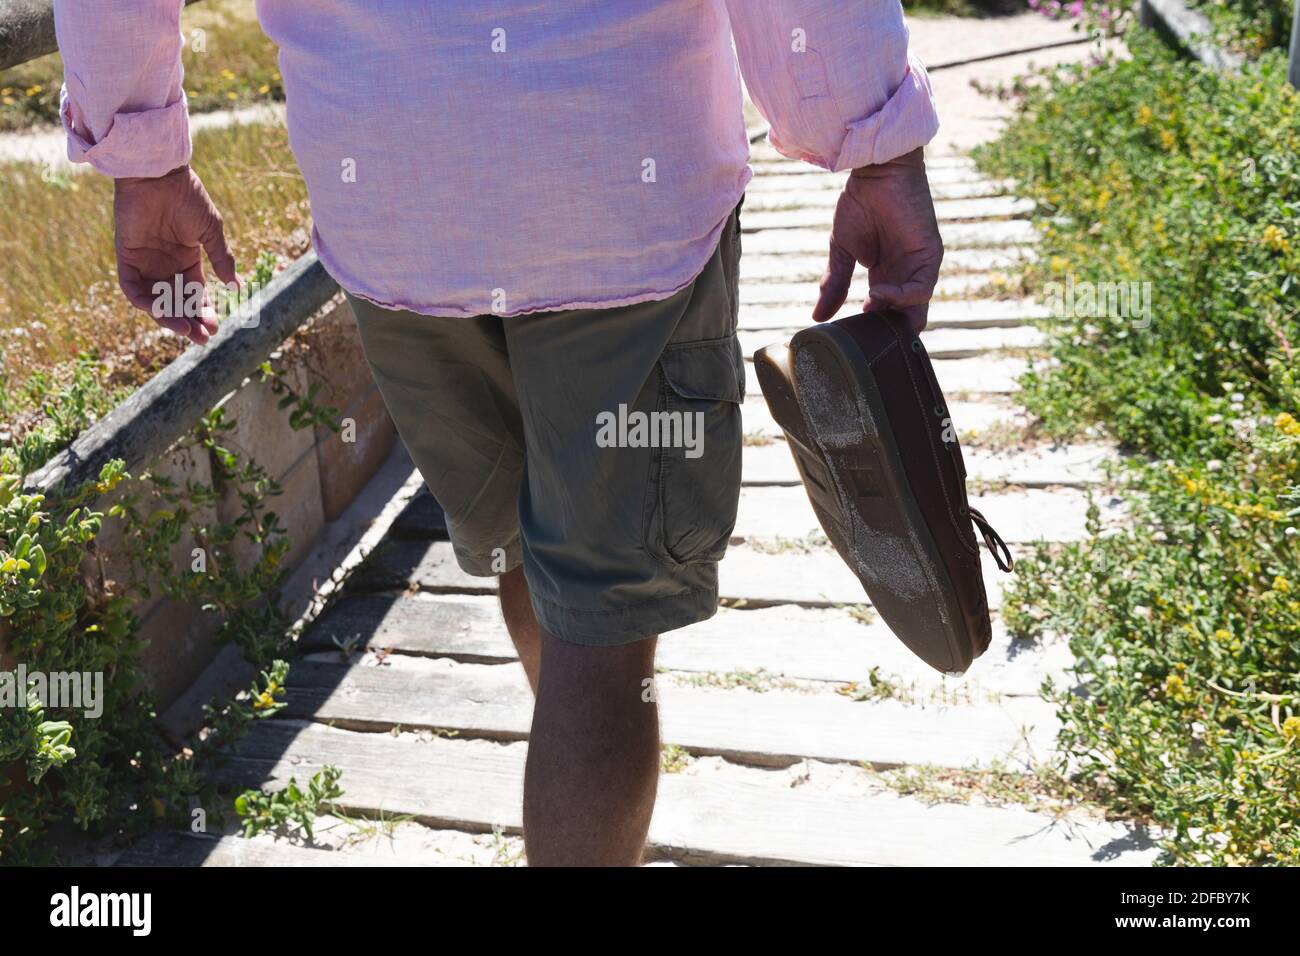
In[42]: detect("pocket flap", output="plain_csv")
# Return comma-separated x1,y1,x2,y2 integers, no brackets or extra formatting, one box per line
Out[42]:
659,336,744,404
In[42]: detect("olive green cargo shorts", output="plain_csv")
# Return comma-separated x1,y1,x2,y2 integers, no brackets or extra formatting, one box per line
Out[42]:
346,205,744,646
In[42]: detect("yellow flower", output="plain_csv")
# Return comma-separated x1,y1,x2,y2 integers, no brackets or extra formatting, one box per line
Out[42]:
1282,716,1300,742
258,84,270,94
1273,576,1291,594
0,87,11,95
1160,129,1176,151
1136,105,1154,126
1213,628,1232,642
226,91,238,101
25,84,42,96
1,97,13,107
252,691,275,711
1262,224,1291,254
1164,673,1193,703
220,68,236,80
1275,412,1300,437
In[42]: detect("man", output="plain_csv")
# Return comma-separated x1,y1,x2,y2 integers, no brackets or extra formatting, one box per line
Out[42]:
55,0,943,866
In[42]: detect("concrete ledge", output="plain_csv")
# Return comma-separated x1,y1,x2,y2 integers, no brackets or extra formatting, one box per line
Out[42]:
1139,0,1245,71
24,251,339,497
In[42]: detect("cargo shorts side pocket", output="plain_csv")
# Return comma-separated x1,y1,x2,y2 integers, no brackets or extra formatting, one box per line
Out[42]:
643,335,745,567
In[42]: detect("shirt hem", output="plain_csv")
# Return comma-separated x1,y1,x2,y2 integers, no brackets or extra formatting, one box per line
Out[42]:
314,173,750,319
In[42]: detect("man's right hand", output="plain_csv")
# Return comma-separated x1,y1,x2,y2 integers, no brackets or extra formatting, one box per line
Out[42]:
114,165,238,345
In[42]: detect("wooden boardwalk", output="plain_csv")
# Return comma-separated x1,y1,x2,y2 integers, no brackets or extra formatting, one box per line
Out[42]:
122,146,1158,867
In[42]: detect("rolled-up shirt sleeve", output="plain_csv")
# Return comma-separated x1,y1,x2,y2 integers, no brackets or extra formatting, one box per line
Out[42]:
725,0,939,171
53,0,191,178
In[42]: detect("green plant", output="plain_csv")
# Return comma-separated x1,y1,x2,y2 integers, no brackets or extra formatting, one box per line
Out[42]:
0,320,343,861
234,765,343,840
975,32,1300,865
1188,0,1296,55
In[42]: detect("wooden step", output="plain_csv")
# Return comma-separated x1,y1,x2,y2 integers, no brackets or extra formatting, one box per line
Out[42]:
741,196,1033,232
117,830,421,867
738,298,1047,331
211,721,1157,866
740,247,1036,282
276,655,1057,769
718,543,1014,610
744,353,1027,396
743,395,1028,442
741,440,1116,488
738,324,1045,359
743,221,1038,255
744,172,1013,201
299,592,1074,697
737,274,1032,306
733,486,1103,545
346,537,1017,611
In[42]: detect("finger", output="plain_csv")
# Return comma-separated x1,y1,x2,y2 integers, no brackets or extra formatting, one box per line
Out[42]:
813,239,856,323
119,260,192,336
181,262,215,345
199,211,239,290
117,261,160,315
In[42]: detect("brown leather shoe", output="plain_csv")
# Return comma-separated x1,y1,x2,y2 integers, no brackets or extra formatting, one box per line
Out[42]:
753,310,1013,675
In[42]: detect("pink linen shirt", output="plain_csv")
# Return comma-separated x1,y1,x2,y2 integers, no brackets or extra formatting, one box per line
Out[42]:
54,1,939,318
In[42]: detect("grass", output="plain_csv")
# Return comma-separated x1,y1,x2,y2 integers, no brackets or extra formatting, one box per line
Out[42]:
0,118,310,413
873,759,1092,817
0,0,279,133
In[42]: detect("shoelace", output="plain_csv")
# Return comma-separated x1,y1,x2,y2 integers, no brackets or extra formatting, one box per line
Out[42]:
968,507,1014,573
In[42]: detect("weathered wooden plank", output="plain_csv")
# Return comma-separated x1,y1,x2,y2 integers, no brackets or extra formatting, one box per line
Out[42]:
738,324,1044,360
346,537,493,595
740,247,1035,283
742,196,1033,232
742,440,1116,488
719,543,1013,610
745,172,1013,201
743,353,1026,397
25,253,340,493
743,221,1038,256
749,144,976,170
733,485,1103,545
738,298,1047,331
387,488,447,538
344,535,1015,611
742,395,1026,447
216,721,1157,866
117,830,419,867
737,275,1033,307
300,592,509,660
299,592,1072,697
278,654,1056,769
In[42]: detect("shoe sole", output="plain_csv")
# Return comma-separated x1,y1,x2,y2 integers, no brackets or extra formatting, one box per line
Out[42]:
755,324,974,674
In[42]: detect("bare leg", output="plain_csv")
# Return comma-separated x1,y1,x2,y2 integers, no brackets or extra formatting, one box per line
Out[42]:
523,628,660,866
498,565,541,692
